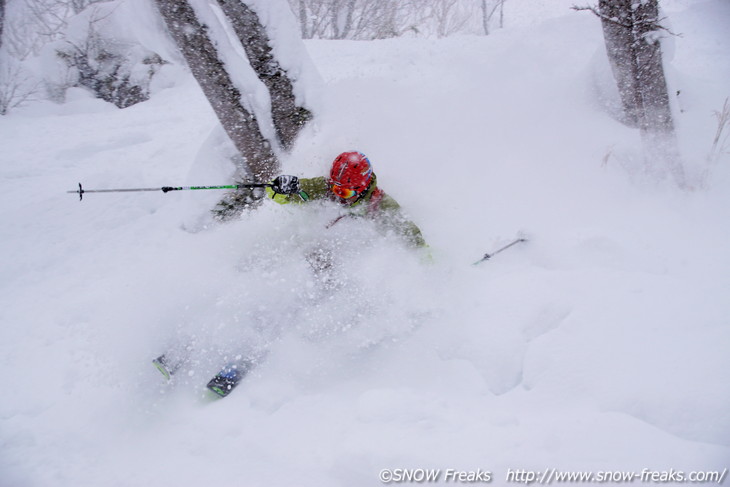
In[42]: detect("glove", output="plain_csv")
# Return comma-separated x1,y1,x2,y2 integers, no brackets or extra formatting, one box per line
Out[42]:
270,175,301,195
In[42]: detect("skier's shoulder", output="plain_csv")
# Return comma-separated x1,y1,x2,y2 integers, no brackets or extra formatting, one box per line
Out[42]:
369,187,400,212
367,187,426,248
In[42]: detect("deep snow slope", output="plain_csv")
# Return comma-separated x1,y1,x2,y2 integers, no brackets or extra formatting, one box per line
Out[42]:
1,1,729,486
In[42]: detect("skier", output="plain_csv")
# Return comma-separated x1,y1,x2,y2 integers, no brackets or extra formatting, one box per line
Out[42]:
267,151,427,248
154,151,427,398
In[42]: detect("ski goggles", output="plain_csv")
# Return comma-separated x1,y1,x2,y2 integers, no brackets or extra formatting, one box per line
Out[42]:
330,183,360,200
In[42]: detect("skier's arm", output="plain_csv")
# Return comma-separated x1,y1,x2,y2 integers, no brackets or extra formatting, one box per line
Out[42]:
266,176,330,204
385,213,427,248
376,195,427,248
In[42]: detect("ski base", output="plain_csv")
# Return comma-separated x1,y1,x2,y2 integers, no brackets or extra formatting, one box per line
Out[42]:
152,354,181,380
153,348,258,399
206,360,254,398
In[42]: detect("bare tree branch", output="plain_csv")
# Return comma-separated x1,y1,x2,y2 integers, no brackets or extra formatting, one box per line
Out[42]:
572,4,681,36
0,61,39,115
709,97,730,161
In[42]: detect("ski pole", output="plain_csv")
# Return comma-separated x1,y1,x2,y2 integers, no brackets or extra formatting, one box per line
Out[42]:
473,237,528,265
68,182,271,201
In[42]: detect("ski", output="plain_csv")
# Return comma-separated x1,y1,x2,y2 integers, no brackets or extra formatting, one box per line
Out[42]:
152,345,193,380
206,359,256,398
152,355,176,380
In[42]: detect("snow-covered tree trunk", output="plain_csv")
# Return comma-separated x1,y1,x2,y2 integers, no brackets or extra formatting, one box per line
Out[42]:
154,0,278,181
214,0,312,151
595,0,685,186
598,0,641,127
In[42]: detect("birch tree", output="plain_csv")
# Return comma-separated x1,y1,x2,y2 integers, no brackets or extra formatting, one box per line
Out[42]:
480,0,506,35
293,0,411,40
0,0,39,115
430,0,471,38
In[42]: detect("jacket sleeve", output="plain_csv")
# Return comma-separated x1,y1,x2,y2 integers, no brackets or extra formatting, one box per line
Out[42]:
265,176,330,204
376,194,427,248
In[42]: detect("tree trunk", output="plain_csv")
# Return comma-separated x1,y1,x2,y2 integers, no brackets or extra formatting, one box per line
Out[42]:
630,0,674,135
341,0,357,39
0,0,5,50
480,0,489,35
598,0,685,186
598,0,641,126
214,0,312,151
154,0,278,181
298,0,309,39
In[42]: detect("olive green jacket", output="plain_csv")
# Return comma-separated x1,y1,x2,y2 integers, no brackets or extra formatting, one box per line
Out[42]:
267,175,426,248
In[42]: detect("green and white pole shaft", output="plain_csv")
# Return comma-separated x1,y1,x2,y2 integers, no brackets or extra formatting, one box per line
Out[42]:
68,182,271,200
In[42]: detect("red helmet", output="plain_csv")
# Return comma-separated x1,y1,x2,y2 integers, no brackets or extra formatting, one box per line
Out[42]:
329,151,374,202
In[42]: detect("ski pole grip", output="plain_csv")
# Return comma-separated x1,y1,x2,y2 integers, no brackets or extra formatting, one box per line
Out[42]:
161,186,175,193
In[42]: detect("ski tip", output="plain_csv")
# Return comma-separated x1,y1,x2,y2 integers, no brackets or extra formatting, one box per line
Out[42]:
205,363,250,398
206,376,238,398
152,356,172,381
